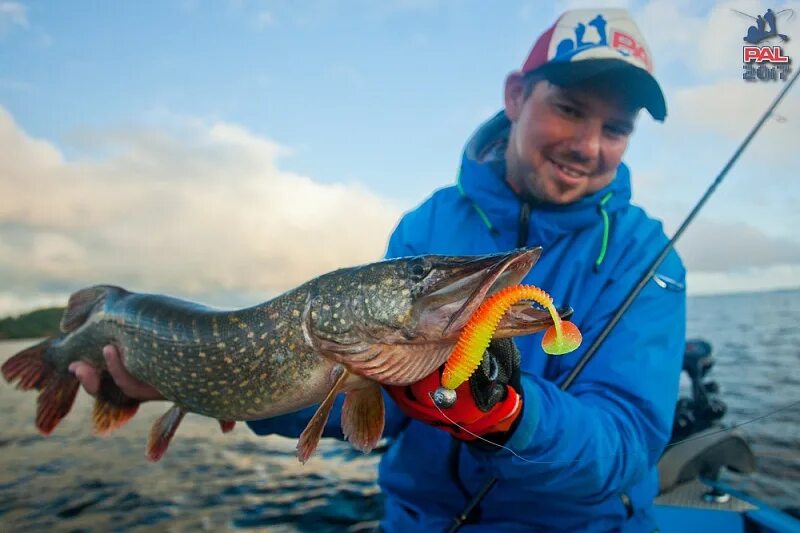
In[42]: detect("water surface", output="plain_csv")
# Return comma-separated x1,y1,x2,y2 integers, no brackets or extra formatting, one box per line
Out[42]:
1,289,798,531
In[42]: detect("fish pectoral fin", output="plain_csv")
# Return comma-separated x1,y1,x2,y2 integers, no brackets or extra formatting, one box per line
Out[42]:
218,420,236,433
296,365,349,464
146,404,186,462
92,372,141,435
341,383,385,453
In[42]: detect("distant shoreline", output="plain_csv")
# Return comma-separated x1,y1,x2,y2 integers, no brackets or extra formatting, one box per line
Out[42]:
688,286,800,300
0,307,64,340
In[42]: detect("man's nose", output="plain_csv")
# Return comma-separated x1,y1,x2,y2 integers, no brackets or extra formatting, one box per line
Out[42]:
566,123,602,162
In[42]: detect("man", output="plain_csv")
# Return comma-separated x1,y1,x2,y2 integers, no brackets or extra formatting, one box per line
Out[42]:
71,8,685,532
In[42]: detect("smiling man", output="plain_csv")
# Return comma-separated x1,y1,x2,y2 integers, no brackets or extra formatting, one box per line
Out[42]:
71,8,686,532
358,7,685,532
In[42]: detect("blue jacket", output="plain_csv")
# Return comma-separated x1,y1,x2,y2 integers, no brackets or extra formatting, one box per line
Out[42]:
249,111,686,532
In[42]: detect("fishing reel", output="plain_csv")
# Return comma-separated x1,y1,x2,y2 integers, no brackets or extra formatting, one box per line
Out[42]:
670,339,727,443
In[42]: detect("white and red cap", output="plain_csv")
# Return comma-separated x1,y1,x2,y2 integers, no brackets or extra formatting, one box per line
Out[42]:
521,8,666,121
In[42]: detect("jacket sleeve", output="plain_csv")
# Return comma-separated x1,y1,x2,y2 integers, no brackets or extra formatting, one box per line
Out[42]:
465,249,686,503
247,214,420,440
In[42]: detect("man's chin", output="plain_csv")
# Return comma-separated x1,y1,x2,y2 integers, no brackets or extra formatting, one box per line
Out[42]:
538,179,586,205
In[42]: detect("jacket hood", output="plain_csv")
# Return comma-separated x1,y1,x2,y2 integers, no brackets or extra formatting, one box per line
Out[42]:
457,110,632,241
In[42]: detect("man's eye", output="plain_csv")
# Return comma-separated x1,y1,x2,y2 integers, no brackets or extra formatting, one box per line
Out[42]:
557,104,580,118
604,125,631,138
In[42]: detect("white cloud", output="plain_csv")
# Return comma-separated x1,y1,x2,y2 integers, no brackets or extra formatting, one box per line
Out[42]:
676,217,800,272
556,0,632,11
0,1,27,29
638,0,706,67
688,264,800,295
0,107,401,315
667,78,800,168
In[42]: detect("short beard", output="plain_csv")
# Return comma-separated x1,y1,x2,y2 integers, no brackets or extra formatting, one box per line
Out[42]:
504,142,543,203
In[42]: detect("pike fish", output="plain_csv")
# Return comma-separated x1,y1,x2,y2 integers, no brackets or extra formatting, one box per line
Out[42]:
2,247,565,462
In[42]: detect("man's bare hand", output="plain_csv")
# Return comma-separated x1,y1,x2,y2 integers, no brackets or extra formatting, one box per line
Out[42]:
68,345,164,401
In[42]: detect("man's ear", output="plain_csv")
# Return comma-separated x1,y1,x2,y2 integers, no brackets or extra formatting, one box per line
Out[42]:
504,72,526,122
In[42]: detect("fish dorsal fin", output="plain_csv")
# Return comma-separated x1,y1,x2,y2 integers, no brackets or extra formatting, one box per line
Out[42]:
147,404,186,462
296,365,349,463
61,285,121,332
341,384,385,453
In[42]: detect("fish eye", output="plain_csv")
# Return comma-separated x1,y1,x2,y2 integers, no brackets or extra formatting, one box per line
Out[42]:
409,259,431,281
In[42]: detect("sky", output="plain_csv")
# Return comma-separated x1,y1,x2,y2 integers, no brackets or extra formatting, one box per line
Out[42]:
1,0,799,316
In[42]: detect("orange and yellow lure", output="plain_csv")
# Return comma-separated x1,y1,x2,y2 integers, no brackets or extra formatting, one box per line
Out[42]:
441,285,582,391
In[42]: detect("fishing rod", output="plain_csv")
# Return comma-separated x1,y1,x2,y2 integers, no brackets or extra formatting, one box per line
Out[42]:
446,69,800,533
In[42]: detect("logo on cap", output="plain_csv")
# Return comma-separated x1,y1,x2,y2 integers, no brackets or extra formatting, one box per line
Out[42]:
554,14,652,72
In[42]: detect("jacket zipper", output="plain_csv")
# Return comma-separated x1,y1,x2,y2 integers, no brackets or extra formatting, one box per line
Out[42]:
517,201,531,247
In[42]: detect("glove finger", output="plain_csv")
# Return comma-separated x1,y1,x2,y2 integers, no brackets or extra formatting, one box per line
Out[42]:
470,365,505,412
488,338,520,385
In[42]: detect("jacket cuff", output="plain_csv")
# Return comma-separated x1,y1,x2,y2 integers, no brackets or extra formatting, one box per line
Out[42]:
467,375,541,455
504,375,541,451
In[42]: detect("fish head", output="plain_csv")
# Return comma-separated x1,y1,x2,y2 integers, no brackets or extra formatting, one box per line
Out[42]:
304,247,571,385
391,247,541,342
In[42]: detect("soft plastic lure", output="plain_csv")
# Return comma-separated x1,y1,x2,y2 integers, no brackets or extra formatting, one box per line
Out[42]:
438,284,582,397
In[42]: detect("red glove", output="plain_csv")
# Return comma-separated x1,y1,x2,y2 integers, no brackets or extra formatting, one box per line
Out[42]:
384,339,523,441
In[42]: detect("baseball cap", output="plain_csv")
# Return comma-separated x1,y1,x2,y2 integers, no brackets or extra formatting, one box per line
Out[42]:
521,8,666,121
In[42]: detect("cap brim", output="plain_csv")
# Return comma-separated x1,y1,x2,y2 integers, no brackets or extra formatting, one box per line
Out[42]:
535,58,667,122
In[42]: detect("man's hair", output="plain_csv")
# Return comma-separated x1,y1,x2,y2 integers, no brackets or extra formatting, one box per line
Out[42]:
521,69,550,99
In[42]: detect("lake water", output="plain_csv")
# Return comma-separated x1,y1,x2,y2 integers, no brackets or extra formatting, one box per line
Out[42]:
1,289,798,531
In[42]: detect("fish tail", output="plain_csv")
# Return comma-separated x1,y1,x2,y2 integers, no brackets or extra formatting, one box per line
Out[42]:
1,339,80,435
2,339,54,390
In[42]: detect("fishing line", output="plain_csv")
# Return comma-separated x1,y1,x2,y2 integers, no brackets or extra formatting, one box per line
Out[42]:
447,68,800,533
429,392,800,467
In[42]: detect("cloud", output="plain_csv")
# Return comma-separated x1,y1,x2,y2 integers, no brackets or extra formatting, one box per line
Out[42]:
676,217,800,272
688,264,800,295
0,1,27,37
662,78,800,174
671,77,799,131
0,107,402,315
556,0,632,11
638,0,706,66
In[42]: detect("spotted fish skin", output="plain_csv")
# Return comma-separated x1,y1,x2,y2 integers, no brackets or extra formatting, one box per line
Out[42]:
3,248,561,461
51,286,340,421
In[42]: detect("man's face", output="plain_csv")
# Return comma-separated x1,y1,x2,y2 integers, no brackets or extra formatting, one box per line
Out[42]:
504,74,639,205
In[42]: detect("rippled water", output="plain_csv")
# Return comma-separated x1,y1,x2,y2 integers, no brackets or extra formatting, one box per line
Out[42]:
686,289,800,511
1,289,799,531
0,341,384,532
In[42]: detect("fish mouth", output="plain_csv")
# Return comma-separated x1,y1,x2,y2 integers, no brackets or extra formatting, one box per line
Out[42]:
414,247,543,340
495,303,573,337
